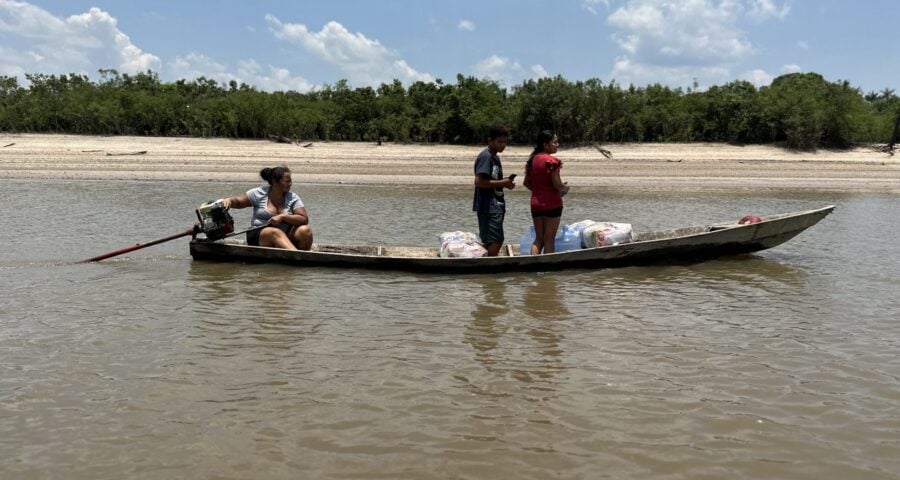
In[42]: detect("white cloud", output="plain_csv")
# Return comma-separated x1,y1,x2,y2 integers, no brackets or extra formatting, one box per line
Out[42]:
266,15,433,87
473,55,517,82
605,0,791,88
168,53,314,92
0,1,160,78
473,55,547,87
582,0,611,15
608,0,754,66
458,19,475,31
0,2,332,92
740,68,774,87
169,53,231,82
531,64,549,78
797,40,808,50
748,0,791,21
613,55,729,89
238,59,314,92
740,64,803,87
0,45,27,78
736,64,799,88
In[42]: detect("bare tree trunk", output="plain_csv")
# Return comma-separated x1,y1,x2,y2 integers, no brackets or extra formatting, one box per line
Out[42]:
888,115,900,152
875,114,899,156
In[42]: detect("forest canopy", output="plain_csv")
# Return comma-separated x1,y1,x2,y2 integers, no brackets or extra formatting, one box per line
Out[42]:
0,70,897,150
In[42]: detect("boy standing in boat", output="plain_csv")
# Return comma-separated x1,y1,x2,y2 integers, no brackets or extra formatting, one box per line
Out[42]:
473,125,515,256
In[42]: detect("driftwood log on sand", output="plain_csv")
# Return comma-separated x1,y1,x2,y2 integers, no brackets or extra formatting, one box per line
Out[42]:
267,134,294,144
106,150,147,156
593,143,613,159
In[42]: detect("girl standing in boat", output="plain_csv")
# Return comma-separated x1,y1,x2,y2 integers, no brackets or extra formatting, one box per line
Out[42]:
524,130,569,254
220,165,314,250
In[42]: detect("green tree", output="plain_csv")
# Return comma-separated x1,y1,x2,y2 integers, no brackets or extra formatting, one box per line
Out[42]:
0,68,892,148
408,80,451,142
512,75,587,143
376,79,413,142
701,81,763,143
761,73,829,149
448,75,508,144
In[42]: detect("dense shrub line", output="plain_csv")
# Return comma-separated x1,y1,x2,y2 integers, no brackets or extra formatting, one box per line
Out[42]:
1,69,897,150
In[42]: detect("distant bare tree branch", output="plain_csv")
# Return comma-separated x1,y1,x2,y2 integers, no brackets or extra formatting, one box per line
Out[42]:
593,143,613,159
876,115,899,156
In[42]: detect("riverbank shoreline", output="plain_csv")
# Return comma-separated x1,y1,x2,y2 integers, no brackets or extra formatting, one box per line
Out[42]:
1,133,898,192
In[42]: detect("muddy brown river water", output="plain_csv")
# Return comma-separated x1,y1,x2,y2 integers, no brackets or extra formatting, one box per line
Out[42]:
1,180,898,479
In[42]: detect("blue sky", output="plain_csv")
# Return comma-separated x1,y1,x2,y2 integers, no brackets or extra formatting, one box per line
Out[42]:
1,0,897,94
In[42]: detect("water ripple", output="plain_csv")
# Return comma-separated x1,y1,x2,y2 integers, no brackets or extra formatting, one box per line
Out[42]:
3,183,900,479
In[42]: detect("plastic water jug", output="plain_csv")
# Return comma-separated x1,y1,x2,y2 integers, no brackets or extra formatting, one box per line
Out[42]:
554,225,581,252
518,225,535,256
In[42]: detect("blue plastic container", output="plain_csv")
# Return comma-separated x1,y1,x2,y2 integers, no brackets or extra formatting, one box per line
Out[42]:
518,225,535,256
554,225,581,252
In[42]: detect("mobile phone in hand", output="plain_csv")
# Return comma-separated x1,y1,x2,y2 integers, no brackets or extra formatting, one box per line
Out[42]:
508,174,517,181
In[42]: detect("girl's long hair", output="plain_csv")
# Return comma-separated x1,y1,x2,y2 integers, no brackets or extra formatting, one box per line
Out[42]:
525,130,555,172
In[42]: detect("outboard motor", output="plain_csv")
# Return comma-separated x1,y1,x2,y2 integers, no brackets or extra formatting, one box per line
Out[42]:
81,200,236,262
195,200,235,240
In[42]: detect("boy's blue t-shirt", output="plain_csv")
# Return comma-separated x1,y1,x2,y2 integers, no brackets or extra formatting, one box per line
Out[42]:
472,149,505,214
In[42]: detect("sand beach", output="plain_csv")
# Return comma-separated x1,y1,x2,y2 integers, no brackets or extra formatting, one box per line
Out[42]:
1,133,898,192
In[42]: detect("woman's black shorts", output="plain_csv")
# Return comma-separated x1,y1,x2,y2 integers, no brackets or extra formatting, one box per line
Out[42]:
247,227,262,246
531,207,563,218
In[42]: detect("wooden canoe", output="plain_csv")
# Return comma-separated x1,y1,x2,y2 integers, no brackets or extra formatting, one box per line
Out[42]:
189,206,835,273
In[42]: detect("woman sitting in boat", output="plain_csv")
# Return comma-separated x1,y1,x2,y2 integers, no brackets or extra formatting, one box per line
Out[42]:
220,165,314,250
523,130,570,254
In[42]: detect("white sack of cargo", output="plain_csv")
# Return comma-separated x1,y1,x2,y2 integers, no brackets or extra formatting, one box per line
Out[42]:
439,231,479,245
569,220,597,235
440,241,488,258
438,231,487,258
568,220,598,248
582,222,633,248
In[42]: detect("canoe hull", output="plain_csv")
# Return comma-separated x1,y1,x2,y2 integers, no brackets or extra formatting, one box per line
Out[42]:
189,206,834,273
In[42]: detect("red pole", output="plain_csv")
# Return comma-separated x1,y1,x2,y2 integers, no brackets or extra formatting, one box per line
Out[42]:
81,226,197,263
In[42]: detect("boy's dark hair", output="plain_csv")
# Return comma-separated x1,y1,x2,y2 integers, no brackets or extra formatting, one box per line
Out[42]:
487,125,509,140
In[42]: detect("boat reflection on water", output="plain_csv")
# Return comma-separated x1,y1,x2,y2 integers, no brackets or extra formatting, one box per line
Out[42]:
465,275,567,388
185,262,321,357
521,275,572,321
465,276,509,366
571,252,813,305
187,261,245,302
516,276,567,385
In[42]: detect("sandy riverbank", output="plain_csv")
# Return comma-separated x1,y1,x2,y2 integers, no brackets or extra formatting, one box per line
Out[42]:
1,133,898,192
